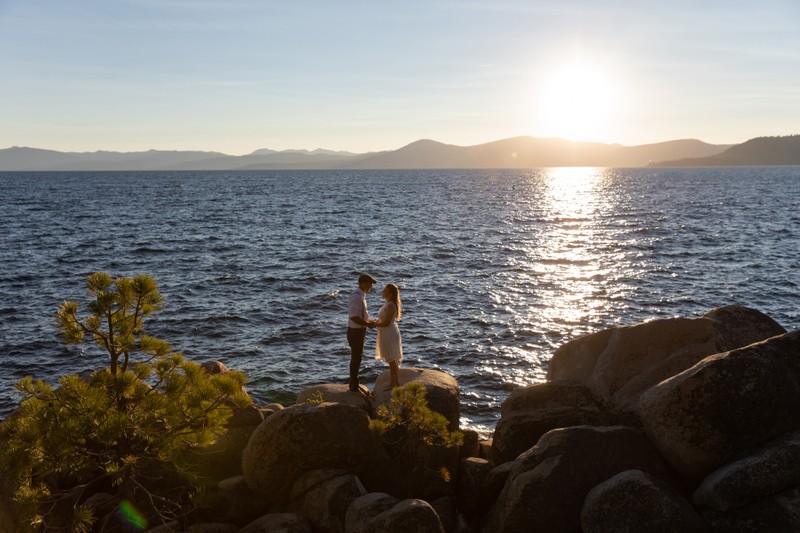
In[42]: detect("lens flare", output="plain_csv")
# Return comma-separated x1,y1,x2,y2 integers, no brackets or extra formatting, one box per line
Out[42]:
118,500,148,530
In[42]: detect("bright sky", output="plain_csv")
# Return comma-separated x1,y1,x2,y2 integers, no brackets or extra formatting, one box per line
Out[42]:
1,0,799,155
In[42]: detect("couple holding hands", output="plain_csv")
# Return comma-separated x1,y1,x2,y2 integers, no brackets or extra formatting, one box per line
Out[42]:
347,274,403,397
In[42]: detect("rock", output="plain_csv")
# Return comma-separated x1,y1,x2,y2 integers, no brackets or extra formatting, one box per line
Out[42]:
344,492,399,533
82,493,123,532
477,439,493,461
548,306,785,410
638,330,800,483
372,367,460,431
201,360,229,374
703,304,786,349
456,457,492,521
345,445,408,498
499,381,600,417
378,437,460,502
147,521,181,532
429,496,458,533
212,476,270,527
186,523,238,533
491,382,622,464
484,462,513,504
485,425,671,533
242,402,376,506
298,473,366,533
703,486,800,532
693,429,800,512
81,492,117,514
176,424,258,484
296,383,372,414
580,470,705,533
355,499,445,533
227,404,264,427
459,429,480,459
455,513,476,533
239,513,313,533
290,468,350,506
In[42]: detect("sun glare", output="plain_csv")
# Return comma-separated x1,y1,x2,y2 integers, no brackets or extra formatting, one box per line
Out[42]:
532,61,619,142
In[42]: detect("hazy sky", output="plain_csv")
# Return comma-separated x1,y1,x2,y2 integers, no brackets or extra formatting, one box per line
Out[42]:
2,0,799,155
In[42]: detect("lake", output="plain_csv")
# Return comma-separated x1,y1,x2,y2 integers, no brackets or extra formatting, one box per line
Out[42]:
1,167,798,433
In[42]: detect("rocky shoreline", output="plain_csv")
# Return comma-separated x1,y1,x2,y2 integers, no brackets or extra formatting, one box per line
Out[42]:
3,304,800,532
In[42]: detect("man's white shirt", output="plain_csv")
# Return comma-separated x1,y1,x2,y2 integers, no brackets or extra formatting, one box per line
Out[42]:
348,288,370,328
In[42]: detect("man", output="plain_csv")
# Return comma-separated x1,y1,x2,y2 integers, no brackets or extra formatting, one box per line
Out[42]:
347,273,377,396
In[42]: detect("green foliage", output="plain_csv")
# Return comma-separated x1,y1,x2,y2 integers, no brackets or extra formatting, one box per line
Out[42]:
305,390,325,404
371,383,463,499
0,273,252,531
373,383,462,448
56,272,167,375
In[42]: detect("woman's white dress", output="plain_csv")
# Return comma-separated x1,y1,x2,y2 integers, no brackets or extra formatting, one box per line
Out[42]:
375,302,403,363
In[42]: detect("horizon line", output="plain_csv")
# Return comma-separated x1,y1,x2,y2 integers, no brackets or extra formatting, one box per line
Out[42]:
1,133,769,157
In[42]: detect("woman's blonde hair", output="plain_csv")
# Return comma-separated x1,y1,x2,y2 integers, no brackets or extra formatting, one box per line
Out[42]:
385,283,402,320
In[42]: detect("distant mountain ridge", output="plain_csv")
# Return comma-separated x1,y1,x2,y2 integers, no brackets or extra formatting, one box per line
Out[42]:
649,135,800,166
344,137,729,169
1,135,796,171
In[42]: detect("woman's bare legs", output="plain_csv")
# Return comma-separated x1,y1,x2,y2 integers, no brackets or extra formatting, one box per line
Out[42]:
389,361,400,388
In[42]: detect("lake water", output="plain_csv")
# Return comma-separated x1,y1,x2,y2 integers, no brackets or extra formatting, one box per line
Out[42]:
1,167,798,434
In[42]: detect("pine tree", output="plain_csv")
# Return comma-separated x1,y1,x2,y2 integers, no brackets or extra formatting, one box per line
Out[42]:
0,273,252,531
371,383,463,499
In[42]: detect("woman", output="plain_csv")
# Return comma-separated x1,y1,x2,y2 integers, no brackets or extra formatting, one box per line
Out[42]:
374,283,403,388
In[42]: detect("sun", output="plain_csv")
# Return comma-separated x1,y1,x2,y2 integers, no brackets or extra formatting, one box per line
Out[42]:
532,61,619,142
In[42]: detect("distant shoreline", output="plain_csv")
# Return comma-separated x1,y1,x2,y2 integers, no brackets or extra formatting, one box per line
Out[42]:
2,134,798,172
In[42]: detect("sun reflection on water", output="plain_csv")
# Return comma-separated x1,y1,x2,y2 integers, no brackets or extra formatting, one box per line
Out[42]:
481,167,628,396
538,167,608,328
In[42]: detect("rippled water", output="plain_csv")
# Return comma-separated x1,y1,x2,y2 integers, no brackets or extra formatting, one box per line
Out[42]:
1,168,798,433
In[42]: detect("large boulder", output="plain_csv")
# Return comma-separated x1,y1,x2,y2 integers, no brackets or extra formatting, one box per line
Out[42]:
349,499,444,533
638,330,800,483
485,425,671,533
226,404,264,428
703,304,786,349
372,367,460,430
581,470,705,533
484,461,513,504
428,497,458,533
242,402,376,506
211,476,270,527
176,424,259,485
296,384,372,414
702,486,800,533
290,468,350,507
456,457,493,521
491,382,626,464
693,428,800,512
459,428,480,460
239,513,313,533
548,305,785,410
297,473,366,533
344,493,399,533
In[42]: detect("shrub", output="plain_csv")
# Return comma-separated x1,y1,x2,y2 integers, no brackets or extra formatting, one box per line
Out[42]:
0,273,251,531
371,383,463,500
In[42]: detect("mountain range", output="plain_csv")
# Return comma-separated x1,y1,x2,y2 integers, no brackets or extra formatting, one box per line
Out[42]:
1,135,798,171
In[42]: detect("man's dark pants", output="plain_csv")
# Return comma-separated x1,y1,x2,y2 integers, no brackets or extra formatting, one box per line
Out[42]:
347,327,366,391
